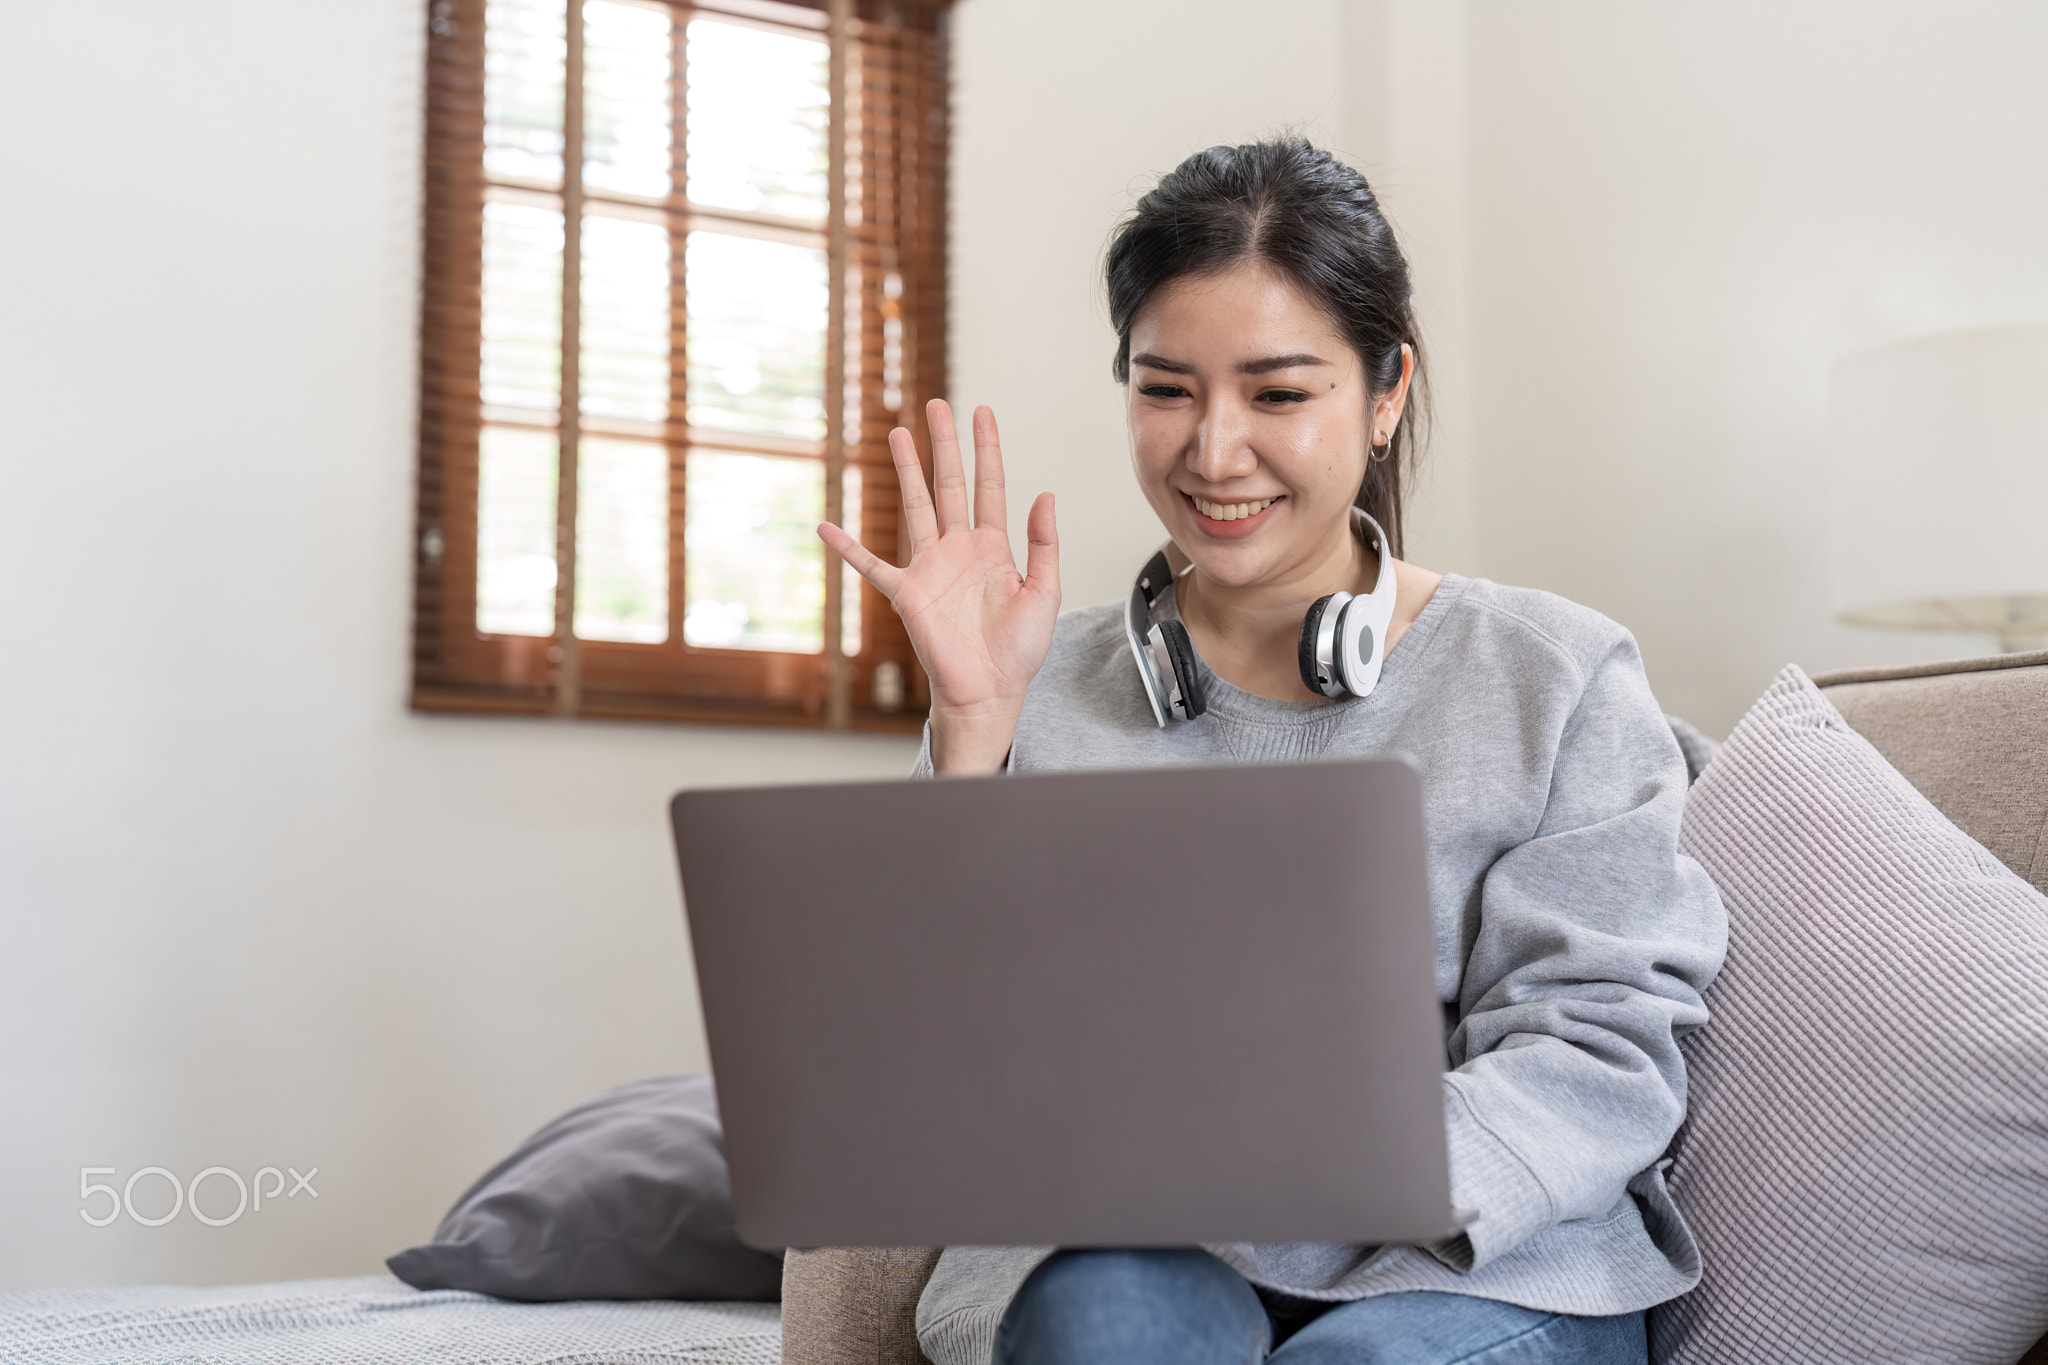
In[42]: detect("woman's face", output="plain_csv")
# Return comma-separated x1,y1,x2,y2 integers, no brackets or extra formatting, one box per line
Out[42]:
1125,263,1394,591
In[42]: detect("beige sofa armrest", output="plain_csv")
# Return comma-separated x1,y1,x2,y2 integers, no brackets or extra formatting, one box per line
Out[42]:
782,1247,944,1365
1813,647,2048,895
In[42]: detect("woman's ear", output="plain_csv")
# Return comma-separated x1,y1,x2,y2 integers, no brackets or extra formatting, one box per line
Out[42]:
1373,343,1415,440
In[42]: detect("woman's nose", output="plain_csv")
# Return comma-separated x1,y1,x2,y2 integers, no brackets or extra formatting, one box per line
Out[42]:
1189,401,1258,482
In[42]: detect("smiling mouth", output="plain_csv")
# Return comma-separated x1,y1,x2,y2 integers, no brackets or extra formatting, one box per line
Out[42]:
1187,493,1282,523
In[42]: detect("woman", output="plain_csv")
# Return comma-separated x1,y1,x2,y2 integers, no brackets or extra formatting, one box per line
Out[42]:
818,139,1725,1365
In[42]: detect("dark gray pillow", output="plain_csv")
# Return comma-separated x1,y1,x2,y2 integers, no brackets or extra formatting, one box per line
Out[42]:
388,1074,782,1302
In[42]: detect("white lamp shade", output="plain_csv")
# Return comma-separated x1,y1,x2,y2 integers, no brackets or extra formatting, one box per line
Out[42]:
1827,325,2048,618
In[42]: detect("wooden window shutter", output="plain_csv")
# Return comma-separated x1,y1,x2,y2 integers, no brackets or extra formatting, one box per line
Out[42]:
411,0,949,731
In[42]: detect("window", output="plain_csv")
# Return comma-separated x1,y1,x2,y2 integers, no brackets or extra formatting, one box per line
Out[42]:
413,0,947,729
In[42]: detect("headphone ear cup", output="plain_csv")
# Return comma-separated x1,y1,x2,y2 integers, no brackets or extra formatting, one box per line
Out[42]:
1158,619,1207,719
1298,595,1336,694
1333,599,1378,699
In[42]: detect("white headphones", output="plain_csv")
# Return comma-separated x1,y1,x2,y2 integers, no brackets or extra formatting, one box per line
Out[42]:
1124,508,1401,727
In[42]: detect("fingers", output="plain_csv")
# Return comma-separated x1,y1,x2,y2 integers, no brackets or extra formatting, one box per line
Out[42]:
817,522,904,600
1022,491,1059,604
926,398,971,534
888,426,938,555
971,405,1007,534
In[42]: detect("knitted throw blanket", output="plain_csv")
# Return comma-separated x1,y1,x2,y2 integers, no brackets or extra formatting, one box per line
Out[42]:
0,1274,780,1365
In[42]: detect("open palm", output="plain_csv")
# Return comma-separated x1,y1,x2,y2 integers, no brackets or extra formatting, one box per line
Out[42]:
818,399,1059,769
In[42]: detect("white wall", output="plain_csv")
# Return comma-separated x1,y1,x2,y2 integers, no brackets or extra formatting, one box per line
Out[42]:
0,0,917,1291
1457,0,2048,734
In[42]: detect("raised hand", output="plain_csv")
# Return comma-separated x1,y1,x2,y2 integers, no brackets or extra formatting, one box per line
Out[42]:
818,399,1060,773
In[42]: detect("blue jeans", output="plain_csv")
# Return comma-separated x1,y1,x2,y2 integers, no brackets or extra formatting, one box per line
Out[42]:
993,1249,1647,1365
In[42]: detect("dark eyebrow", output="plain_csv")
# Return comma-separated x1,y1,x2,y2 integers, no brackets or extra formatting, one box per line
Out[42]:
1128,351,1334,377
1129,351,1194,374
1238,353,1332,374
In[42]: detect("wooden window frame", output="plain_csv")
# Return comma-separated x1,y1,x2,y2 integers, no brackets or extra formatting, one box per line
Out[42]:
412,0,948,731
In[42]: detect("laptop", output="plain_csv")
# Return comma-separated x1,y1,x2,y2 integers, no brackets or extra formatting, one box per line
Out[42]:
670,758,1458,1250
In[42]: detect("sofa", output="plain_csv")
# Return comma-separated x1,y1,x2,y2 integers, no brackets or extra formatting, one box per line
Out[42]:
780,647,2048,1365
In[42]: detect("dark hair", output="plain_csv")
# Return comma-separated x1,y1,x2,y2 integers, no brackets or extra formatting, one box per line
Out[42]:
1105,138,1429,557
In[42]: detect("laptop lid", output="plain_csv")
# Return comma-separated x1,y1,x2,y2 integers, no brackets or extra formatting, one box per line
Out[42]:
672,758,1454,1249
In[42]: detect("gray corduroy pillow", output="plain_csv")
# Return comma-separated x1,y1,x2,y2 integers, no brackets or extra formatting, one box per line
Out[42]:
388,1074,783,1302
1652,665,2048,1364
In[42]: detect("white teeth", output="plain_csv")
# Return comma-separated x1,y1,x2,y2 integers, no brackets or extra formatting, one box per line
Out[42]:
1192,495,1277,522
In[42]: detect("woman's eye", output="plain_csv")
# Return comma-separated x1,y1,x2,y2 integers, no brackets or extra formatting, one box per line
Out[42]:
1139,384,1190,399
1256,389,1310,404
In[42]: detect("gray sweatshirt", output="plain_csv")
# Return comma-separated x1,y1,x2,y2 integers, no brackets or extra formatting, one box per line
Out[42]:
910,573,1729,1365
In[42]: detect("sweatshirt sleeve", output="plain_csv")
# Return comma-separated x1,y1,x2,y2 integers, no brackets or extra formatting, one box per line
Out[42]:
1431,632,1727,1273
